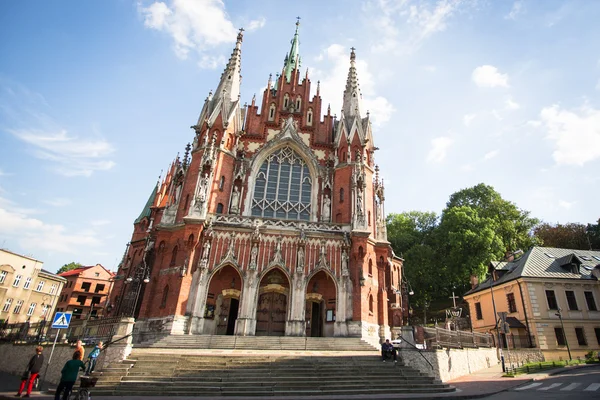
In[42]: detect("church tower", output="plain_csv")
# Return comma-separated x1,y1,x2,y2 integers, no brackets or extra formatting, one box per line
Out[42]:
109,21,403,345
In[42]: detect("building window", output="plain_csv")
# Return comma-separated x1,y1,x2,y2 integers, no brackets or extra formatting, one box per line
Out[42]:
575,327,587,346
296,96,301,111
13,275,22,287
251,147,312,221
219,176,225,191
94,272,99,277
81,282,91,292
27,303,36,316
216,203,224,214
170,246,178,266
307,109,313,126
94,284,105,293
339,188,344,203
595,328,600,345
368,259,373,276
36,281,45,292
91,296,101,305
0,270,6,284
41,304,49,317
546,290,558,310
24,277,32,290
585,291,597,311
268,103,276,121
49,284,57,295
283,93,289,109
507,293,517,313
161,285,169,308
2,298,13,312
77,295,86,305
369,294,374,314
13,300,24,314
475,303,483,320
566,290,578,311
555,327,566,346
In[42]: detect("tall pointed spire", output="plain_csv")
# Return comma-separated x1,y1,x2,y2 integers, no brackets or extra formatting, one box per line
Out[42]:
214,28,244,103
283,18,301,83
342,47,362,118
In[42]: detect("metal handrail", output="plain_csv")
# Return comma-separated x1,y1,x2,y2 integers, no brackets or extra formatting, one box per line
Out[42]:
397,334,434,370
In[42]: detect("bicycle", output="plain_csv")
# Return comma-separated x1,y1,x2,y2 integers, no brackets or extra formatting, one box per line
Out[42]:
68,375,97,400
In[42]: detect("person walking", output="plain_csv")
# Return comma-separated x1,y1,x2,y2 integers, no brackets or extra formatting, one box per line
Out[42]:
15,345,44,398
85,341,103,375
54,351,86,400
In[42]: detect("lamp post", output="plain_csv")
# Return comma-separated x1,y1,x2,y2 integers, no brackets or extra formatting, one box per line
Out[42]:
555,307,572,361
399,279,414,326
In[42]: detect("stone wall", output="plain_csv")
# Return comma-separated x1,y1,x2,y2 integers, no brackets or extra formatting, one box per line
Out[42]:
504,348,545,366
399,347,499,382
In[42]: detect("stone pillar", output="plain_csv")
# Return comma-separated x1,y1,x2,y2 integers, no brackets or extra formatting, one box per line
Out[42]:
285,271,306,336
101,317,135,369
188,267,210,334
334,276,351,336
235,268,259,335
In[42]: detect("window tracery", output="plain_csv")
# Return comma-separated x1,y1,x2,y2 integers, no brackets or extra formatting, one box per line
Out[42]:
251,147,312,221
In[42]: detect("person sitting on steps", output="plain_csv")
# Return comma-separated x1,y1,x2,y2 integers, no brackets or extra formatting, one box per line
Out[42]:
381,339,397,363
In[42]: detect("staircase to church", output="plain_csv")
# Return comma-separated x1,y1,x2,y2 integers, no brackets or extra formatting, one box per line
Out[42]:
89,337,455,396
137,334,379,351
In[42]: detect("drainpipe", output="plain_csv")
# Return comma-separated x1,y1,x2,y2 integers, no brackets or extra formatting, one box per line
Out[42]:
517,280,533,347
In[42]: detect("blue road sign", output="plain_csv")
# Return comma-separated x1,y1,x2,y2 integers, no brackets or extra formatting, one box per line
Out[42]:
51,312,72,329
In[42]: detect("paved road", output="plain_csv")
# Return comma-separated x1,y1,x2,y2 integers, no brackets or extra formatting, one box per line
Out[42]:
484,365,600,399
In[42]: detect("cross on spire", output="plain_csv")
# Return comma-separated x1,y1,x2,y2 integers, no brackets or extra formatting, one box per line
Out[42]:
296,16,301,24
449,291,459,308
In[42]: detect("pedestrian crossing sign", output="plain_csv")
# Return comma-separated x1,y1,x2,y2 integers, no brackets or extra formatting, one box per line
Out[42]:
51,312,72,329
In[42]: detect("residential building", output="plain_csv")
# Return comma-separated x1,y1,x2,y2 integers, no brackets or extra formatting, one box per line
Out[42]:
0,249,65,324
56,264,114,320
108,21,403,345
464,247,600,360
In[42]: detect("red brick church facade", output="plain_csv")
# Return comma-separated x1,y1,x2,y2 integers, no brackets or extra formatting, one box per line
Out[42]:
108,22,403,345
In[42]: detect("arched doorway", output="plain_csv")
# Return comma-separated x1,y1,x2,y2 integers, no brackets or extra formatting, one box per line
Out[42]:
306,270,337,337
206,265,242,335
255,268,290,336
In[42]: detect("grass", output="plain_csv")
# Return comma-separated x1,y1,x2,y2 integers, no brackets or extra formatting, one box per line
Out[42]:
503,359,586,377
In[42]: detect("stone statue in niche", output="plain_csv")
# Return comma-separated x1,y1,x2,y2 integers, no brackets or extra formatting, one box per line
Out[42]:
195,173,209,211
296,247,305,273
322,194,331,222
356,187,364,215
341,249,349,277
230,186,240,214
249,242,258,270
199,240,211,269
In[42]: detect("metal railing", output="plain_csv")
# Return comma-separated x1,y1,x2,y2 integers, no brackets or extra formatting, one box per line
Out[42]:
421,327,494,349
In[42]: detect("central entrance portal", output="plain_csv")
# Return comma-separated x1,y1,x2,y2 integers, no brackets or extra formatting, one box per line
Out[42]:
256,291,287,336
216,297,239,335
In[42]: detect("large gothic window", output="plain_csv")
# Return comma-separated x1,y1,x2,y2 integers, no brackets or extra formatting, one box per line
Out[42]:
251,147,312,221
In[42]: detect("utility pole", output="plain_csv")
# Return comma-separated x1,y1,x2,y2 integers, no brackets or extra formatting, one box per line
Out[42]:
556,308,572,361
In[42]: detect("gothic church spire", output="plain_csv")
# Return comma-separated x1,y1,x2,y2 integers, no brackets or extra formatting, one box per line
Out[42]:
342,47,362,118
283,18,301,83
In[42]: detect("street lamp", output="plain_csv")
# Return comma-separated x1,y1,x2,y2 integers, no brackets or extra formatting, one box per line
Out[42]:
555,307,572,361
123,263,150,318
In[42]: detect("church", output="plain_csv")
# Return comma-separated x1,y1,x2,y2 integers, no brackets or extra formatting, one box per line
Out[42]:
108,21,403,346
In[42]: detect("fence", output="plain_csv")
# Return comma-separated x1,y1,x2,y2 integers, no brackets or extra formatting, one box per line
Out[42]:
0,316,122,345
421,327,494,349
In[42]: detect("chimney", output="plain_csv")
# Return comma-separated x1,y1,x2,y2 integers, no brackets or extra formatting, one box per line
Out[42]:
505,251,514,262
470,274,479,289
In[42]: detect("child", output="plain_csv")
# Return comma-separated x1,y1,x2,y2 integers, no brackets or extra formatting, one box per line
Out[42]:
16,346,44,398
54,351,85,400
85,341,103,375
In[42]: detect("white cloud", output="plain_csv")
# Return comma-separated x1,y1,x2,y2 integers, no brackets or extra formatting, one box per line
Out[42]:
367,0,470,54
505,97,520,110
426,136,453,164
423,65,437,72
0,196,101,254
505,1,523,20
8,128,115,177
483,150,499,160
463,113,476,126
91,219,111,227
311,44,394,126
139,0,241,60
198,54,226,69
472,65,509,88
247,17,266,32
527,120,542,128
558,200,574,209
540,104,600,166
492,110,503,121
43,198,72,207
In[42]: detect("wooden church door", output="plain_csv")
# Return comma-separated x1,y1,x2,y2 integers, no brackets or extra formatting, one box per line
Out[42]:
256,292,287,336
216,297,239,335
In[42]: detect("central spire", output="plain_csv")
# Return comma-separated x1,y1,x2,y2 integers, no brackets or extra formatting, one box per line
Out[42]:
283,18,301,83
342,47,362,118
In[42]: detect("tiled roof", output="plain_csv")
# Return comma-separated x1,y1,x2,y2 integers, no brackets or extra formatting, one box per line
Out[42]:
59,266,93,277
465,246,600,296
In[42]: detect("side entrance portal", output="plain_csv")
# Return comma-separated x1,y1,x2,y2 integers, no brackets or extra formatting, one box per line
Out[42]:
217,297,239,335
256,291,287,336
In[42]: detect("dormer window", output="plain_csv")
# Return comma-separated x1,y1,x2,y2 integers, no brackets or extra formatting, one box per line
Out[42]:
283,94,289,109
268,103,276,121
307,108,313,126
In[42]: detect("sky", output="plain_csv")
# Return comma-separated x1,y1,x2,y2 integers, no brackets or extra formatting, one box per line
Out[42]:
0,0,599,273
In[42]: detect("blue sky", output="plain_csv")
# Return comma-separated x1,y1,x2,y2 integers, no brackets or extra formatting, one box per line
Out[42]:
1,0,599,273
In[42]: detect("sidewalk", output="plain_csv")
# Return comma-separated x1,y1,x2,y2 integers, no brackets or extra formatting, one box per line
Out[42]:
0,364,592,400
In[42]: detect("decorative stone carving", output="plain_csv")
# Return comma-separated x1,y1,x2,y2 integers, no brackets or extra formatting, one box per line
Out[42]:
230,186,240,214
214,214,347,233
322,194,331,222
270,236,284,267
341,249,349,277
219,234,238,266
198,240,211,270
249,242,258,270
316,240,329,270
296,247,305,273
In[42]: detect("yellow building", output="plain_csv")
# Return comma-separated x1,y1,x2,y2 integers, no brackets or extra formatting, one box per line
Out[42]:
464,247,600,361
0,249,66,324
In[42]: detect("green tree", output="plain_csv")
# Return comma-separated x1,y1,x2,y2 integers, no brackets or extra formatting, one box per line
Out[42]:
57,262,82,274
533,222,590,250
386,211,437,255
587,219,600,250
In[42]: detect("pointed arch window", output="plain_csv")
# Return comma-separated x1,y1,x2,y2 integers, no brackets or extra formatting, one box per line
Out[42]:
296,96,301,111
251,147,312,221
170,246,178,266
160,285,169,308
339,188,344,203
268,103,276,121
307,108,313,126
283,94,290,109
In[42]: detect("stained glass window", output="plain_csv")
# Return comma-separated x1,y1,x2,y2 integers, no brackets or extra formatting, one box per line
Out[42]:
251,147,312,221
